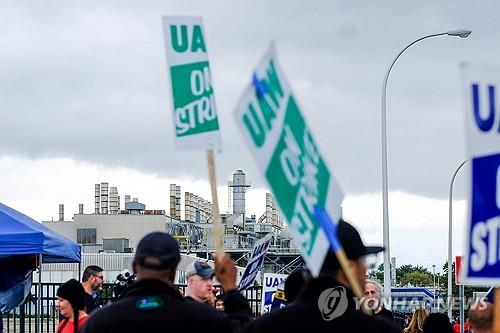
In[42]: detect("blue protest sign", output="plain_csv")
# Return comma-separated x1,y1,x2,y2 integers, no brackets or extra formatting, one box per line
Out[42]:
238,235,272,291
260,273,287,314
462,64,500,285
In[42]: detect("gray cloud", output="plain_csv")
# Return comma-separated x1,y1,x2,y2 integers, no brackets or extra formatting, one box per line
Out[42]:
0,0,497,199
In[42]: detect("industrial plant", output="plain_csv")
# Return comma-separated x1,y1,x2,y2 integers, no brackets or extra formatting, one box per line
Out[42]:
42,170,301,283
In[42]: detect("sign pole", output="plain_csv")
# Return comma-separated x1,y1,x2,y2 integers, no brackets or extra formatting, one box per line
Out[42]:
334,248,363,298
459,284,464,333
315,207,364,300
207,149,223,257
494,288,500,333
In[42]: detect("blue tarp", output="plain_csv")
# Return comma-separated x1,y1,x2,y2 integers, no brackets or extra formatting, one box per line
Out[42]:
0,202,81,263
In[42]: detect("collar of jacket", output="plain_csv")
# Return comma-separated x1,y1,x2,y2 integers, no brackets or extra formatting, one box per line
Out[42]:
120,278,183,300
299,275,359,309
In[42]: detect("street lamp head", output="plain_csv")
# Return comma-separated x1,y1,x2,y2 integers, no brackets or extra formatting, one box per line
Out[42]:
447,29,472,38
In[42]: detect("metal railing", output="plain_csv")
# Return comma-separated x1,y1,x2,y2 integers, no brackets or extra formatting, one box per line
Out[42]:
2,283,262,333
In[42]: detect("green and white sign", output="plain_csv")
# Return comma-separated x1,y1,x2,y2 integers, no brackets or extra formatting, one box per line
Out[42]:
162,16,221,150
234,45,344,276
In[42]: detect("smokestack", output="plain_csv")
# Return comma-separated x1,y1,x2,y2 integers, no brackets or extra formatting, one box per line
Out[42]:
95,184,100,214
59,204,64,221
79,204,84,214
175,185,181,220
231,170,250,217
100,182,109,214
109,187,119,214
170,184,176,218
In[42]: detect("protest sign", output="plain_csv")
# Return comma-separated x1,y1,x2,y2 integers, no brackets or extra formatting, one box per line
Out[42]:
234,44,343,276
239,235,273,291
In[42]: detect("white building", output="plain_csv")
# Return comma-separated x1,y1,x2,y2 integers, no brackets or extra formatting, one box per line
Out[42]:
44,212,175,252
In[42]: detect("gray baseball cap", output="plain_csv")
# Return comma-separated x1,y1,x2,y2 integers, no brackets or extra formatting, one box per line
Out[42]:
186,261,214,279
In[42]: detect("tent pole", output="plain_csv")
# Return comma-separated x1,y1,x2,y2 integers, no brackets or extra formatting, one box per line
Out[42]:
78,262,82,281
36,253,42,333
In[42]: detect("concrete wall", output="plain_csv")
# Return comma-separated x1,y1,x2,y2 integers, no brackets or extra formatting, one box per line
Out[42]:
42,220,75,240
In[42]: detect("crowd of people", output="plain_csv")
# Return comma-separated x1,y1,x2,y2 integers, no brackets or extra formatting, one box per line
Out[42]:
51,219,494,333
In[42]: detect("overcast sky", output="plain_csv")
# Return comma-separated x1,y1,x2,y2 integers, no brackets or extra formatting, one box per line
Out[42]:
0,0,496,272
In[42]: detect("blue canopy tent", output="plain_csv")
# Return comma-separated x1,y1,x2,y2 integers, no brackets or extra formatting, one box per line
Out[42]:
0,202,80,263
0,202,81,332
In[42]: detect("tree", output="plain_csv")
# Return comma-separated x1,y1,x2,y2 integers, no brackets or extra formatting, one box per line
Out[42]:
369,263,432,286
368,263,384,281
400,271,433,286
369,260,489,318
441,260,489,299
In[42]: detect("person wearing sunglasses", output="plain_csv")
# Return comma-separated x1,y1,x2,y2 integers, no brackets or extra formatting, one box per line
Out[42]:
81,265,104,314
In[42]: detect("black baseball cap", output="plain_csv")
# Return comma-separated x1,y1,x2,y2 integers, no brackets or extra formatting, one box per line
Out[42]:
321,219,384,272
135,232,181,270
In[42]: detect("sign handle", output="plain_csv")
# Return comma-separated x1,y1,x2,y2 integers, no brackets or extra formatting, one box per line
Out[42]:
206,149,224,257
494,288,500,333
334,247,364,299
314,206,364,301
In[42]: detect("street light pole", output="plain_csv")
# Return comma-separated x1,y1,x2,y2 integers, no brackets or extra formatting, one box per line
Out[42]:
433,264,436,312
448,160,468,319
381,30,471,304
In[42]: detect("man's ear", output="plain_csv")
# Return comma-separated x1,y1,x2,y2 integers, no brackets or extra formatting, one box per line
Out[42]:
132,260,137,275
169,267,177,282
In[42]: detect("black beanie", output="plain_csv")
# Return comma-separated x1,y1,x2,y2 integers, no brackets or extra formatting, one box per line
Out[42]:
57,279,85,311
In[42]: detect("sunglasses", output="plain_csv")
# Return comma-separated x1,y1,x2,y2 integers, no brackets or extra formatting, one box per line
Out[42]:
93,274,104,280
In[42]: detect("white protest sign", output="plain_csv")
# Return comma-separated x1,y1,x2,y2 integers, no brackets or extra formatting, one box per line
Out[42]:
162,16,222,150
234,44,344,277
261,273,287,314
238,235,273,291
461,63,500,285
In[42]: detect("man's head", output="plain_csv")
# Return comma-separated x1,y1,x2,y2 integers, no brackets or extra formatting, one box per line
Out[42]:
364,279,383,309
57,279,85,318
469,301,493,333
82,265,104,292
422,313,453,333
132,232,181,284
186,261,214,302
285,269,311,303
320,219,384,290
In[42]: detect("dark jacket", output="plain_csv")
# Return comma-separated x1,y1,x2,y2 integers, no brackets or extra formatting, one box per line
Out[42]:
80,278,251,333
242,276,401,333
83,291,100,314
374,306,395,325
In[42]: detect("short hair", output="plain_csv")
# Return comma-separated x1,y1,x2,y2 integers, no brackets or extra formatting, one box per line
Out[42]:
469,301,493,330
82,265,103,282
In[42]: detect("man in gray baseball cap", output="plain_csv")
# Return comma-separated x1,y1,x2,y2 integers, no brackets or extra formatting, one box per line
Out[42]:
185,261,216,304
